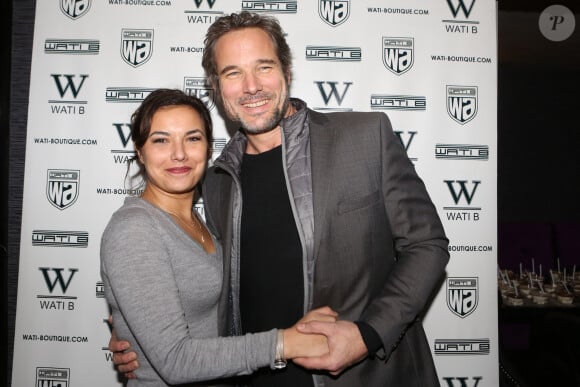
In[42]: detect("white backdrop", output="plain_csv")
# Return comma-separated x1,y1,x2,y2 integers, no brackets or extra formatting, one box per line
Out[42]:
12,1,498,386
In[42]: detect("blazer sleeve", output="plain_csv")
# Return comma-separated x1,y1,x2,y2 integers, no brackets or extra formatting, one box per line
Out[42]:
361,113,450,358
100,208,276,385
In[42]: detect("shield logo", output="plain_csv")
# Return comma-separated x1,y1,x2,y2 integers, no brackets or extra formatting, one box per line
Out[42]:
183,77,215,111
46,170,80,210
121,29,154,68
447,85,478,124
319,0,350,27
382,37,414,75
60,0,91,20
447,277,478,318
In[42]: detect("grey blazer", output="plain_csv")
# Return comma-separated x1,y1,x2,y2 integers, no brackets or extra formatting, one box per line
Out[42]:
203,103,450,387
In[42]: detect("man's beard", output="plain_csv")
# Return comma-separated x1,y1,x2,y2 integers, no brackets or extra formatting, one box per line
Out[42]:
225,91,291,135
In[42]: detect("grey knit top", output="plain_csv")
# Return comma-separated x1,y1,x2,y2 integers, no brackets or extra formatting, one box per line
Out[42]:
100,197,277,386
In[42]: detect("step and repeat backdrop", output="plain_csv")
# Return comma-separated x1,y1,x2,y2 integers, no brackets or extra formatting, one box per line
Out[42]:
12,1,498,386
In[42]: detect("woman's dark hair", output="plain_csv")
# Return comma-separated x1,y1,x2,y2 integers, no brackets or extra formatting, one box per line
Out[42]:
127,88,213,189
201,11,292,97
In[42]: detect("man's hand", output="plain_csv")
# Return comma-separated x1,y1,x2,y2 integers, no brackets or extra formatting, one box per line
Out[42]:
297,306,338,324
293,320,368,376
108,316,138,379
283,306,338,359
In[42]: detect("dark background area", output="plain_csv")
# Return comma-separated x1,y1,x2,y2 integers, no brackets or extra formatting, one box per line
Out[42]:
2,1,13,386
498,0,580,223
2,1,579,386
497,2,579,386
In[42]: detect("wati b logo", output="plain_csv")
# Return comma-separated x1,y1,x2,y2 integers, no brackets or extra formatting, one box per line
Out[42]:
46,170,80,210
187,0,222,24
106,87,155,103
444,180,481,221
111,123,135,164
306,46,361,62
121,29,154,68
45,39,100,55
447,277,478,318
51,74,88,100
370,95,426,111
436,144,488,160
36,367,70,387
38,267,78,311
242,1,297,13
446,0,476,19
444,0,479,33
40,268,78,294
184,77,215,111
314,81,353,112
442,376,483,387
394,130,418,163
434,338,490,356
447,86,477,125
446,180,480,205
96,281,105,298
32,230,89,248
319,0,350,27
50,74,88,114
383,37,414,76
61,0,91,20
193,0,216,7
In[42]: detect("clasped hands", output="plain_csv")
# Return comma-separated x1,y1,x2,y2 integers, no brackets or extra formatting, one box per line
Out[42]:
109,306,368,379
288,306,369,375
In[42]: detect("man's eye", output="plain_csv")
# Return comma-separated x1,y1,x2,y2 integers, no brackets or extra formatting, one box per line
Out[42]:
225,71,241,78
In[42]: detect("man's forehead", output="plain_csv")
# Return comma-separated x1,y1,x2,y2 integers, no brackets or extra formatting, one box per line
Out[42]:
215,30,279,70
215,27,274,53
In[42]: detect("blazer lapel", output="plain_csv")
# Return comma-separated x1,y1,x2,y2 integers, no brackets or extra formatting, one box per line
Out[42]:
309,111,335,260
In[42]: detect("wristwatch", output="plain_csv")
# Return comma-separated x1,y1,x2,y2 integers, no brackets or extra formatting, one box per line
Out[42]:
274,329,287,369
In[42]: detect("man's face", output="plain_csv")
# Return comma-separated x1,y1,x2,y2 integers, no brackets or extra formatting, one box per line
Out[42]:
214,27,291,134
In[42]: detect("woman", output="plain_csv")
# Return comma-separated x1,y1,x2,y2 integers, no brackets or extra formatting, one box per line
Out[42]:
100,89,334,386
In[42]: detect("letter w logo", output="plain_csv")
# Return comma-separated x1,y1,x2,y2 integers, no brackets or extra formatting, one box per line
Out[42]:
442,376,483,387
444,180,480,205
394,131,417,152
113,123,132,147
39,268,78,293
446,0,476,18
51,74,88,98
314,81,352,106
194,0,216,7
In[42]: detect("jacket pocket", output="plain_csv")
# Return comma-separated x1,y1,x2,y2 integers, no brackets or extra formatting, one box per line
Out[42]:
337,190,381,214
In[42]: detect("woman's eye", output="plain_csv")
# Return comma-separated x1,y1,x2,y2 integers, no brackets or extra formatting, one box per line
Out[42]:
152,138,166,144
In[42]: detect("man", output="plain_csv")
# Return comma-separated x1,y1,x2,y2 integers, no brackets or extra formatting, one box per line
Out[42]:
112,11,449,387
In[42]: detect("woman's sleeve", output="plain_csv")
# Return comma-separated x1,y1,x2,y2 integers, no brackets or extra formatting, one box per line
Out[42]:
101,209,277,385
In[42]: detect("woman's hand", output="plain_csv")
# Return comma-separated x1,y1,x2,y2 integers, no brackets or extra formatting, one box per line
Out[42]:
283,306,338,359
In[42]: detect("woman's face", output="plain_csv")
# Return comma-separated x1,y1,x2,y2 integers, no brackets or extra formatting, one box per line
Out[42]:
138,105,209,196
